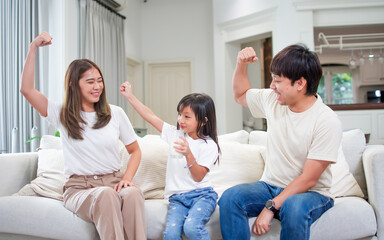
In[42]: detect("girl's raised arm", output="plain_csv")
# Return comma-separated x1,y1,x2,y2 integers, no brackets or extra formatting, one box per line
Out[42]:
120,81,164,133
20,32,52,117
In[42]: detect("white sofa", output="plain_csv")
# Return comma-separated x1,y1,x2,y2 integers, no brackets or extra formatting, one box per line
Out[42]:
0,129,383,240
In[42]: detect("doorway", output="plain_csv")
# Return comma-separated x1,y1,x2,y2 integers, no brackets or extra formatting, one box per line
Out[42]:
145,61,192,134
240,37,272,131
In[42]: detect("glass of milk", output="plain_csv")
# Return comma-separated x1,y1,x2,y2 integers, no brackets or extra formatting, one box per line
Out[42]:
170,130,185,159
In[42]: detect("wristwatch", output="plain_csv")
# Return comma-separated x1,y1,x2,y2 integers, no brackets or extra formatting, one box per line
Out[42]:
265,199,278,214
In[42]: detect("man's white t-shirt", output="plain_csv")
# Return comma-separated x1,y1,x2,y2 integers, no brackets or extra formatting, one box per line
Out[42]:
45,100,137,176
161,122,219,198
246,89,342,198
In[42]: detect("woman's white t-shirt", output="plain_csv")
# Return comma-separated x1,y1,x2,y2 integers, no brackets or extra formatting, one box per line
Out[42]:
45,100,137,176
161,122,218,198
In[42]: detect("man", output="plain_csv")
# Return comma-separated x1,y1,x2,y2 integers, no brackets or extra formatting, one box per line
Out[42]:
218,44,342,240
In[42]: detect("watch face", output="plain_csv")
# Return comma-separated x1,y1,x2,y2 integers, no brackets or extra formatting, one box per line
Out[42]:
266,200,273,209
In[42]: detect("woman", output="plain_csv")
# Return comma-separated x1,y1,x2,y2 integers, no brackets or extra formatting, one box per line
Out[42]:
20,32,146,240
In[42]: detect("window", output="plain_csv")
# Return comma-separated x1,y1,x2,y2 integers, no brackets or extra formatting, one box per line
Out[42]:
317,66,354,104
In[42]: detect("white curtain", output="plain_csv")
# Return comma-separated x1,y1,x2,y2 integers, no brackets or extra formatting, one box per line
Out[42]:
0,0,41,153
80,0,128,109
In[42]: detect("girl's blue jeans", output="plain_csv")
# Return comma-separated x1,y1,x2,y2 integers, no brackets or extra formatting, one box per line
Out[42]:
218,181,334,240
163,187,218,240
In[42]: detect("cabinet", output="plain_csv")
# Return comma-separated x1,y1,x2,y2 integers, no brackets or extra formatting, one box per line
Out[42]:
359,61,384,86
335,109,384,144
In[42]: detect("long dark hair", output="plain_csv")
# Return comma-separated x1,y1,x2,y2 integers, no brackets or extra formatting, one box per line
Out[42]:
176,93,220,164
60,59,111,140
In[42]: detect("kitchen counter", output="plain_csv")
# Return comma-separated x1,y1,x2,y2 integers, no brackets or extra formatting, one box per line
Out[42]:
326,105,384,144
328,102,384,111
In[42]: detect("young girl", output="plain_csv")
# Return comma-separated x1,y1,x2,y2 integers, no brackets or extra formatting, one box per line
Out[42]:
20,32,146,240
120,82,220,240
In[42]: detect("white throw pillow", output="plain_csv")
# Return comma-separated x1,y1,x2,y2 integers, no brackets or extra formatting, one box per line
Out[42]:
341,129,367,197
120,135,168,199
210,141,265,197
249,130,268,147
39,134,62,150
14,135,66,201
330,146,364,198
218,130,249,144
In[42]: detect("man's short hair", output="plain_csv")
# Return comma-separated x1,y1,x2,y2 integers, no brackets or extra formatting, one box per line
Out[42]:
270,44,322,96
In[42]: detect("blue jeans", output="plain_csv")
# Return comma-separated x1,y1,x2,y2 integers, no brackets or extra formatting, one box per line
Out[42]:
163,187,218,240
218,181,334,240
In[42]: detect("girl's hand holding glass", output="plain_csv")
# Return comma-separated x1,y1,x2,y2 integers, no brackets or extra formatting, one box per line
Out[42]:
173,135,192,158
170,130,186,159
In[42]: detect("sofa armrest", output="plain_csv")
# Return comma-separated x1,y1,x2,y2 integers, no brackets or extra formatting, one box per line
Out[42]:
363,145,384,240
0,152,38,197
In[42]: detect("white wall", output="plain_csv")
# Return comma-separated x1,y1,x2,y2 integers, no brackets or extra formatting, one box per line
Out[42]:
120,0,142,60
212,0,384,134
139,0,214,96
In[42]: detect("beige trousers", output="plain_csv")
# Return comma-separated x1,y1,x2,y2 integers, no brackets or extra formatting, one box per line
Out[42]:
63,171,146,240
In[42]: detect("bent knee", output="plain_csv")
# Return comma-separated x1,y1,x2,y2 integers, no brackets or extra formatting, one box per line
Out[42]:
183,221,207,239
119,186,144,201
218,185,246,208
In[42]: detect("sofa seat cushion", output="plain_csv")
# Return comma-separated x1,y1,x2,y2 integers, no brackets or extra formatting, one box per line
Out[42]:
247,197,377,240
310,197,377,240
145,199,222,240
0,196,98,240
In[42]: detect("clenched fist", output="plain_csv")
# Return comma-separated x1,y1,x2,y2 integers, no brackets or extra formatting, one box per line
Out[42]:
237,47,258,64
32,32,53,48
120,81,133,99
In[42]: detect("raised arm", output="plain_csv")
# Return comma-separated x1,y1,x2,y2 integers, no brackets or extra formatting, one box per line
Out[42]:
232,47,259,107
20,32,53,117
120,82,164,133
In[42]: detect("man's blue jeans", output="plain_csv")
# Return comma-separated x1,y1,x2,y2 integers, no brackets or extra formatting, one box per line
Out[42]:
218,181,334,240
163,187,218,240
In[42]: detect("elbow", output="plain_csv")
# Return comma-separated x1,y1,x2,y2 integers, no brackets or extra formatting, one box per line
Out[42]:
234,95,242,104
193,176,204,183
20,87,32,98
233,91,241,104
20,88,27,96
306,179,318,189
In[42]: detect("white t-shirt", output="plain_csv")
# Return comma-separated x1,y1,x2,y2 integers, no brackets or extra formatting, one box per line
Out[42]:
45,100,137,176
246,89,342,198
161,122,219,197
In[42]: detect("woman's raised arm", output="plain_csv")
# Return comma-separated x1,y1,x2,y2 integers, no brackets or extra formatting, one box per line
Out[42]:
20,32,53,117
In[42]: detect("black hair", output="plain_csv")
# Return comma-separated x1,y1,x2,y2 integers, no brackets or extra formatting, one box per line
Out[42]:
176,93,220,164
270,44,323,96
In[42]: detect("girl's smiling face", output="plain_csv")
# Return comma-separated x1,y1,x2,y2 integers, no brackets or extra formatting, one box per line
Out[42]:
177,105,199,139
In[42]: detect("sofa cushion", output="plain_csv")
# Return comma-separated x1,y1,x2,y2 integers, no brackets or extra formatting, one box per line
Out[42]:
341,129,367,197
218,130,249,144
121,135,168,199
210,141,265,197
0,153,38,197
0,196,98,239
310,197,377,240
249,130,267,146
13,136,67,200
330,146,364,198
247,197,376,240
